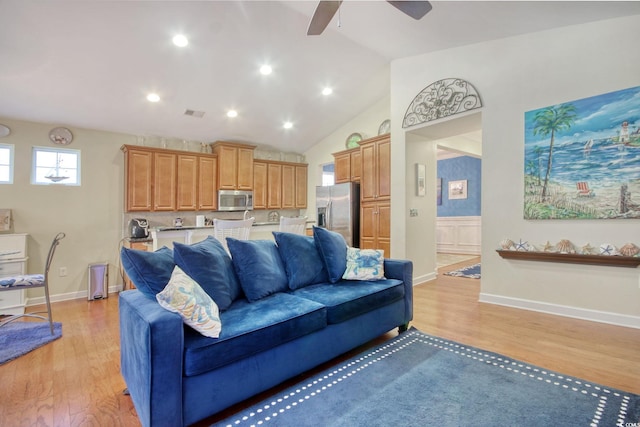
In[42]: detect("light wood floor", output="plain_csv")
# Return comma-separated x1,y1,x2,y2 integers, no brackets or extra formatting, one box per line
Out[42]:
2,257,639,426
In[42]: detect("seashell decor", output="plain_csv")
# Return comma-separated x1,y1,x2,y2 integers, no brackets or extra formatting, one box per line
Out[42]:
555,239,575,254
500,239,514,250
599,243,618,256
498,239,639,257
619,243,640,257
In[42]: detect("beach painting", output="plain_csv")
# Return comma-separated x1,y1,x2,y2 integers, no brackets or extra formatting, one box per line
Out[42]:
524,85,640,219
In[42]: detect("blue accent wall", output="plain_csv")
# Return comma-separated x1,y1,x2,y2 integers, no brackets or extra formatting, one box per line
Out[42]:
437,156,481,217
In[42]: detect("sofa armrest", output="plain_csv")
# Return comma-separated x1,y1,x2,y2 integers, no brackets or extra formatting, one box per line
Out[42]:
119,290,184,427
383,258,413,326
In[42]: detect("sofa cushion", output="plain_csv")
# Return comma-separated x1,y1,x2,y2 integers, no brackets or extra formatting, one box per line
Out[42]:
342,247,385,281
227,238,288,302
182,293,327,376
156,266,222,338
312,226,348,283
272,231,328,290
173,236,241,310
120,246,175,298
291,279,404,324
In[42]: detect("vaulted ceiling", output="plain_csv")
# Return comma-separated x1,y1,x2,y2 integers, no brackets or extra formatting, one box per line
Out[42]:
1,1,638,153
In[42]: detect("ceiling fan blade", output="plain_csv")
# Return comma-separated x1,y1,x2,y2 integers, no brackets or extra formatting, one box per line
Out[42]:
307,1,343,36
387,0,432,20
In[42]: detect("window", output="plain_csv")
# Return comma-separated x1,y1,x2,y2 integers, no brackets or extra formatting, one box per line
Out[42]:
32,147,81,185
0,144,14,184
321,163,334,186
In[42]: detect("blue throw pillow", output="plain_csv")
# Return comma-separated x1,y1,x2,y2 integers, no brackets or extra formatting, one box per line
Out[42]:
342,247,385,280
313,226,348,284
173,236,241,311
120,246,175,299
273,231,328,290
227,238,288,302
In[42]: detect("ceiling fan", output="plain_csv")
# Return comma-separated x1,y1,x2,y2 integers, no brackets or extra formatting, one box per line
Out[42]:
307,1,432,36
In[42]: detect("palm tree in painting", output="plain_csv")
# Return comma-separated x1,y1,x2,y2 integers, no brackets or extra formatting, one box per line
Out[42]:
533,104,577,200
533,146,543,185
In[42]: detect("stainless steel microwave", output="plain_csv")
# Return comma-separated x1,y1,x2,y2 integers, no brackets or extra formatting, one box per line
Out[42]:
218,190,253,211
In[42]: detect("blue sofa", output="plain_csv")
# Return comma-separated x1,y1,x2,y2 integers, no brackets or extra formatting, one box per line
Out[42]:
119,227,413,427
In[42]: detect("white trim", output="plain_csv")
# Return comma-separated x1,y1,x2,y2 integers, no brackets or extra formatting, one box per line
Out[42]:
479,292,640,330
26,284,122,306
414,271,437,285
436,216,481,255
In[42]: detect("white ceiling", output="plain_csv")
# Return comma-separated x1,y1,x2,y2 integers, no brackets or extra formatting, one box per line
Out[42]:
1,1,638,153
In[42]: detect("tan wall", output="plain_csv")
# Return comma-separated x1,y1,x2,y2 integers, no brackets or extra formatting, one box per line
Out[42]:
0,117,132,302
302,96,390,221
391,15,640,326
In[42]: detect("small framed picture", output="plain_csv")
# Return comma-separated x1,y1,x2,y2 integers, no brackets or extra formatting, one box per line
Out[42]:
416,164,426,196
448,180,467,200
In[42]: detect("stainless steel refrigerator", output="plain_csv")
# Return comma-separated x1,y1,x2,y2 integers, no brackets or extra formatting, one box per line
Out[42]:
315,182,360,247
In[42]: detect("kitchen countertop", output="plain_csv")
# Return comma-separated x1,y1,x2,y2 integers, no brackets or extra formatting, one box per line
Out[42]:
151,221,314,232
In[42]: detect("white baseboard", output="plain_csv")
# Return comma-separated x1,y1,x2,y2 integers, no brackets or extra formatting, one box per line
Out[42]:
479,292,640,330
414,271,437,286
26,285,123,306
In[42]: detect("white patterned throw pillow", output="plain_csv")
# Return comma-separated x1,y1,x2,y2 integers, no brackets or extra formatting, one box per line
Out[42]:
342,247,385,281
156,266,222,338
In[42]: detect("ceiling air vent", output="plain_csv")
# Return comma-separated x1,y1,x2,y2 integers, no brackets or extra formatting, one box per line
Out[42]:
184,109,205,118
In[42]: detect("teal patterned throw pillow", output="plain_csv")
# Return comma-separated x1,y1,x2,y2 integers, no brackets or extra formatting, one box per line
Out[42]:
342,247,385,281
156,266,222,338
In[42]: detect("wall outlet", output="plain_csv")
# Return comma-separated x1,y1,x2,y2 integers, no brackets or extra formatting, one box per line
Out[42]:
409,209,418,217
59,267,68,277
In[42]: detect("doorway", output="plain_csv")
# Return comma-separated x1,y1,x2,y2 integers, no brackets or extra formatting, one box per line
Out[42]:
407,111,482,271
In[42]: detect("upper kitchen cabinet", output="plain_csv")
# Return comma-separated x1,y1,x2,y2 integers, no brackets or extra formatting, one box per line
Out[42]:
211,141,255,191
253,160,307,210
176,154,198,211
333,147,361,184
121,145,218,212
295,164,307,208
252,161,268,210
197,155,218,210
360,134,390,203
153,151,178,211
122,146,153,211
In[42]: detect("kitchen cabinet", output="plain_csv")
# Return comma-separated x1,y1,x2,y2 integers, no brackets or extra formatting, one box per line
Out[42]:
333,148,361,183
177,154,197,211
122,146,153,211
0,233,28,315
267,163,282,209
122,145,218,212
360,201,391,257
253,161,268,210
211,141,255,191
360,134,390,202
281,164,295,209
253,160,307,210
295,164,307,208
197,156,217,210
153,151,177,211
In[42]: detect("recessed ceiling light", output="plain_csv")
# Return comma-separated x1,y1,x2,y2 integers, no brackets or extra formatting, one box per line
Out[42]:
260,65,273,75
172,34,189,47
283,121,293,129
322,87,333,96
146,93,160,103
227,110,238,118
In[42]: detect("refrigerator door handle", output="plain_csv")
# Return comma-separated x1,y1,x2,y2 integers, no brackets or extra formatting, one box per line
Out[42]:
326,200,332,229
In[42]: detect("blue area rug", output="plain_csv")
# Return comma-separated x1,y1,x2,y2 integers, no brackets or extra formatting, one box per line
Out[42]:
0,321,62,365
444,262,481,279
212,328,639,427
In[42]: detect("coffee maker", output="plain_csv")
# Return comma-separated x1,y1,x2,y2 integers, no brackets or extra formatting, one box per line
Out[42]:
129,218,149,238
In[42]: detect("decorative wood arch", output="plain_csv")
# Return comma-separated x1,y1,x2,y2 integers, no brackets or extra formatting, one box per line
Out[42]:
402,78,482,128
